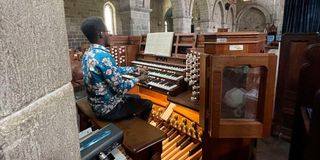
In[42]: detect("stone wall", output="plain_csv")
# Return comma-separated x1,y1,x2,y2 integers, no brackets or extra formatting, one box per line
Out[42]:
119,0,151,35
167,0,236,33
64,0,122,48
150,0,285,33
0,0,80,159
64,0,151,47
236,0,285,33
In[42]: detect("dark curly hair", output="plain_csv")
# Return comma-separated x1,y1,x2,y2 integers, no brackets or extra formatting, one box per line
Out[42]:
80,16,106,43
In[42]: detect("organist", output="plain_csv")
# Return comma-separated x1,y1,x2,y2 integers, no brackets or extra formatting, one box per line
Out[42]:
80,17,152,121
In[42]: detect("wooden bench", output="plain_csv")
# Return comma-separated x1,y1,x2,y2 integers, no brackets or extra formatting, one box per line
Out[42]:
76,97,165,160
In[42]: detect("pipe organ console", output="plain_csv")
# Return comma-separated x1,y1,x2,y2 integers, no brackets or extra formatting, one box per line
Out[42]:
87,32,278,160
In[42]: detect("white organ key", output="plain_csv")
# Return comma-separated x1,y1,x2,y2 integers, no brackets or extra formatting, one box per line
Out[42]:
132,61,185,72
148,71,183,81
147,81,178,91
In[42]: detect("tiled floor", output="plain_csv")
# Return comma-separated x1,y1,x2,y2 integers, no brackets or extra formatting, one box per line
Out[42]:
257,137,290,160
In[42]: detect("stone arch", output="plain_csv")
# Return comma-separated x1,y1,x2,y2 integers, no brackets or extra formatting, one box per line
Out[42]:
211,0,225,32
192,0,213,33
236,4,272,31
226,4,236,31
164,8,174,32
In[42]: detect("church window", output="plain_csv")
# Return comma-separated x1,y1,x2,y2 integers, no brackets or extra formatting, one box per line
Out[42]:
104,2,117,35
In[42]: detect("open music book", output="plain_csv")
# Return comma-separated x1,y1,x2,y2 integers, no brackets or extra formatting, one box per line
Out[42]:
144,32,174,57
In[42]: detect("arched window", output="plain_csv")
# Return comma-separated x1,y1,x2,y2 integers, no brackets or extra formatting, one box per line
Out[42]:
104,2,116,35
164,21,168,32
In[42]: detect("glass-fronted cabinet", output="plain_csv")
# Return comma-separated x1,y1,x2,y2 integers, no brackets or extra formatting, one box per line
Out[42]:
200,53,277,138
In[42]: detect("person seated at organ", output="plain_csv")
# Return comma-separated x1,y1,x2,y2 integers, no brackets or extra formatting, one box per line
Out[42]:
80,16,152,121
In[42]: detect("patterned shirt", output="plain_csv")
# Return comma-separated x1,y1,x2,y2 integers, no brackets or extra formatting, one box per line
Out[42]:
82,44,139,117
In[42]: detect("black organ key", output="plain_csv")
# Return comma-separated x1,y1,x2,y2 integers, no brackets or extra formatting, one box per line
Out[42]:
176,135,188,147
166,128,175,137
168,131,179,141
163,127,170,134
189,142,201,156
180,137,192,149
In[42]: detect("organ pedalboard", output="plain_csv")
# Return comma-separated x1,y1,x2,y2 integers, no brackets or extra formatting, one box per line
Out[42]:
149,107,203,160
185,50,201,102
123,59,188,96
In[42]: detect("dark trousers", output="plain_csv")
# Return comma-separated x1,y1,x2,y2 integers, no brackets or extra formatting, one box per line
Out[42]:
98,94,153,121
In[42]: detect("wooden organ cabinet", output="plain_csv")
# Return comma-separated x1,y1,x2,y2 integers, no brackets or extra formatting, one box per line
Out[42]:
199,53,277,159
108,35,138,66
107,32,276,160
203,32,266,55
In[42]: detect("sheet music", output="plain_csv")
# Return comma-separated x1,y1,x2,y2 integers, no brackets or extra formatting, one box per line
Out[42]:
144,32,174,57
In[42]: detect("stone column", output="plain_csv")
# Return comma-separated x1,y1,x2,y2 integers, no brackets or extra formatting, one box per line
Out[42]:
119,0,152,35
172,16,192,33
0,0,80,159
199,19,214,33
170,0,193,33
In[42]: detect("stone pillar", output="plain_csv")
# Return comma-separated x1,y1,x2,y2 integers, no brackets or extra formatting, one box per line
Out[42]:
119,0,152,35
199,19,214,33
170,0,193,33
0,0,80,159
172,16,192,33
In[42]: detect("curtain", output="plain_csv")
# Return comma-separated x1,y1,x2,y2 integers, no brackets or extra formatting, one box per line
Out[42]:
282,0,320,33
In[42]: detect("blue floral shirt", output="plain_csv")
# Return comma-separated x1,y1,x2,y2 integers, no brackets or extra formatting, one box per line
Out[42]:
82,44,139,116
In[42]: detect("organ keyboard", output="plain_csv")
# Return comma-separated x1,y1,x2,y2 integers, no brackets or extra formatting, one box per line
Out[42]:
123,59,187,96
131,60,186,72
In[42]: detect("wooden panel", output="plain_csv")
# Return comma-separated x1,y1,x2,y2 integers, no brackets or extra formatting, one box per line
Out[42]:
273,33,320,140
203,32,266,55
126,45,138,66
289,43,320,160
219,121,263,138
202,134,255,160
173,104,200,124
127,86,140,94
128,86,169,107
109,35,129,45
128,36,141,45
139,87,169,104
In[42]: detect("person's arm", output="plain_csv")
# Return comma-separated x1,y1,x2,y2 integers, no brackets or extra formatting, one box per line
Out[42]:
99,58,139,94
117,66,137,74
